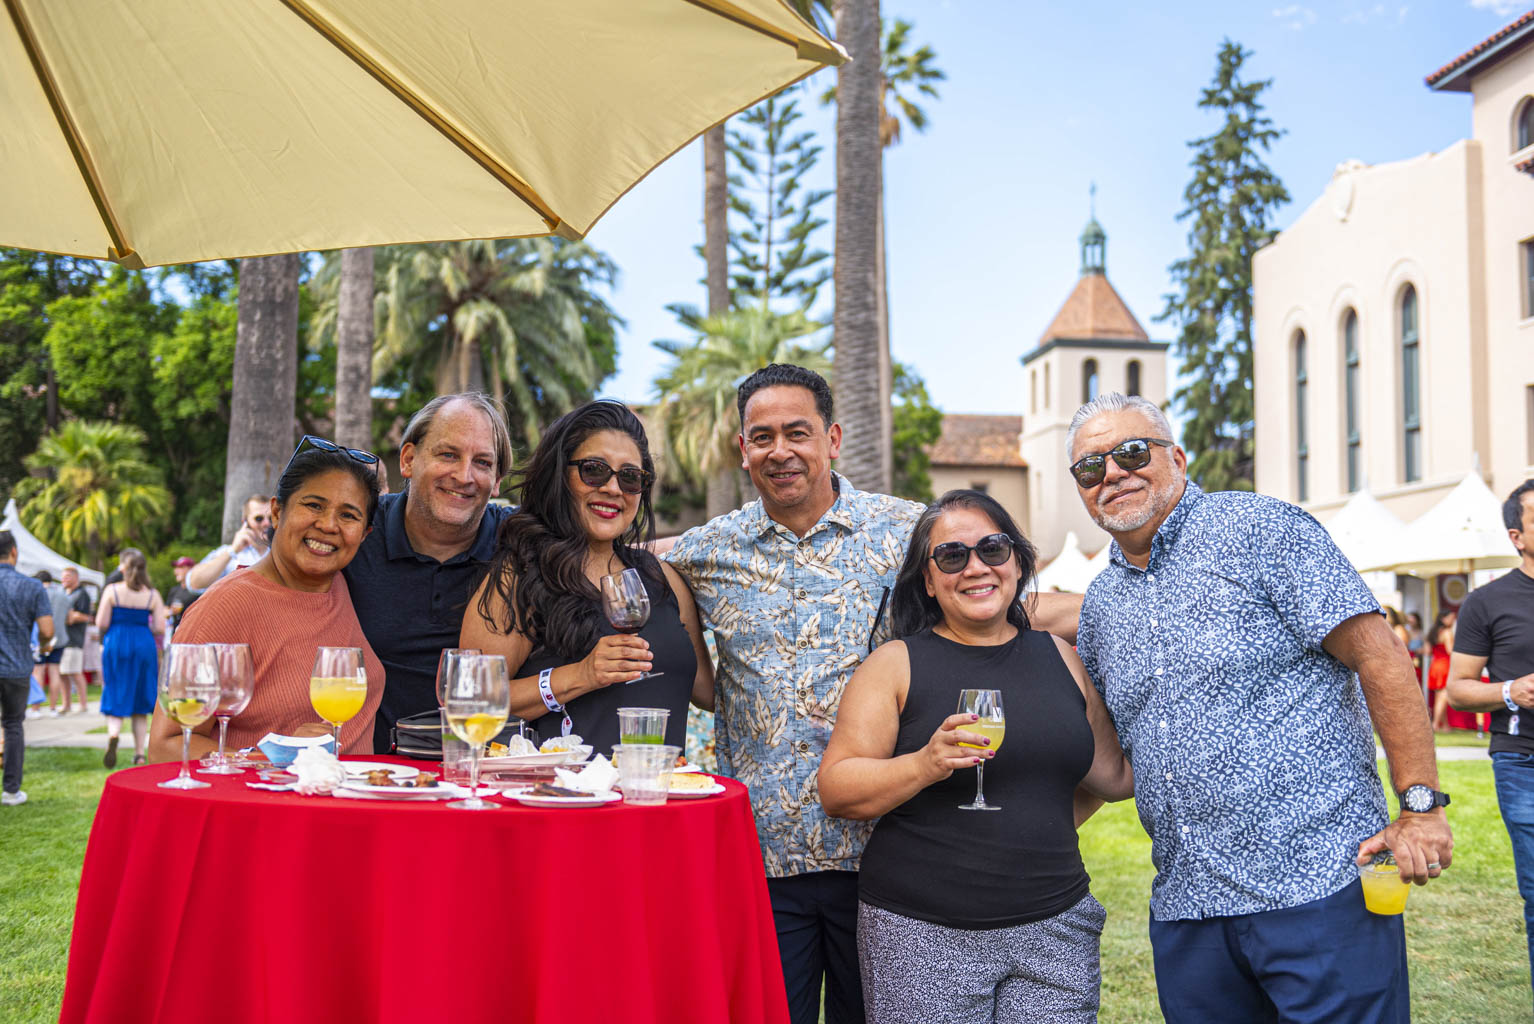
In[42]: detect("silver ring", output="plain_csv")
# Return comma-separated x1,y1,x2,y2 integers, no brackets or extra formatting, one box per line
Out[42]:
1427,862,1441,870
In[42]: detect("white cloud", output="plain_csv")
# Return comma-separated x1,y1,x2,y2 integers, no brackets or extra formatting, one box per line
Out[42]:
1272,4,1319,29
1469,0,1524,16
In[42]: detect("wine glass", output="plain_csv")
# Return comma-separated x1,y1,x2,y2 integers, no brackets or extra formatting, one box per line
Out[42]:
434,648,480,707
198,643,254,775
600,568,662,680
956,689,1005,811
309,646,367,757
158,644,220,790
444,653,510,810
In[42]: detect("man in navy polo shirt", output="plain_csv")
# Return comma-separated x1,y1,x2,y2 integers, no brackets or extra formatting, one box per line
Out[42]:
345,393,515,753
1,531,55,806
1070,393,1451,1024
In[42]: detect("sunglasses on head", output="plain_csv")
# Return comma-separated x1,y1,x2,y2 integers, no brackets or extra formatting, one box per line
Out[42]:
930,533,1015,574
287,434,379,471
567,458,653,495
1069,437,1172,489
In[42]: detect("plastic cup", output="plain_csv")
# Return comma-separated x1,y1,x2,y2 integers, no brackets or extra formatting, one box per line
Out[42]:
440,709,473,784
617,707,670,745
614,743,680,805
1358,856,1410,915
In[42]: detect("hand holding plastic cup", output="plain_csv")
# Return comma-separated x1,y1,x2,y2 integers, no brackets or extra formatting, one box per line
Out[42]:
617,707,669,745
1359,853,1410,915
614,743,681,805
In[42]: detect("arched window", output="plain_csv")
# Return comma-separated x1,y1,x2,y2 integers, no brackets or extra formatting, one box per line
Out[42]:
1294,331,1308,503
1519,97,1534,151
1401,286,1421,483
1082,358,1099,404
1343,310,1360,493
1127,360,1142,397
1044,364,1051,409
1030,369,1037,414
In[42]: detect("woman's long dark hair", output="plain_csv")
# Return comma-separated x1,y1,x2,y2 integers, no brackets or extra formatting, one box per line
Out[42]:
890,489,1037,640
478,400,668,662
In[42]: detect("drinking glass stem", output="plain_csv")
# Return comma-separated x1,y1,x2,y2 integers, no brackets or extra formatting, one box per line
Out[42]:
179,727,193,783
216,717,230,765
468,743,482,804
974,760,986,807
333,723,343,757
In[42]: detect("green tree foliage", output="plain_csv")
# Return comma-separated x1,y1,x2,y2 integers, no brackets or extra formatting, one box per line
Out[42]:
15,421,173,570
1157,40,1289,491
726,92,832,313
890,361,942,503
650,307,829,489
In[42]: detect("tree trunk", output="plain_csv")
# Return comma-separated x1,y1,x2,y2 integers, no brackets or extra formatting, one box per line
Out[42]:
875,167,893,490
831,0,887,492
334,247,375,451
223,254,300,540
703,121,740,517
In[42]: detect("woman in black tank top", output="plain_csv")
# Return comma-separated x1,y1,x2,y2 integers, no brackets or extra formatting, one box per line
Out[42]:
461,402,714,751
819,490,1133,1023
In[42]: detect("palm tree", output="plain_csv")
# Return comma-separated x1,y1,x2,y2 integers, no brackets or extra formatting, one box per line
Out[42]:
224,253,300,540
704,124,730,318
371,238,621,449
15,420,172,570
332,248,376,451
830,0,885,491
651,306,829,517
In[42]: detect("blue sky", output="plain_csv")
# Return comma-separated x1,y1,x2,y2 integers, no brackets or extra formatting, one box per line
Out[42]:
588,0,1524,418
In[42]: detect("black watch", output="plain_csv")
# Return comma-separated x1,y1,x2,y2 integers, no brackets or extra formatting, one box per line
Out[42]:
1398,785,1451,813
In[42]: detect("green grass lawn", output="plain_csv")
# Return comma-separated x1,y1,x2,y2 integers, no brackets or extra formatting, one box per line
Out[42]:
2,752,1528,1024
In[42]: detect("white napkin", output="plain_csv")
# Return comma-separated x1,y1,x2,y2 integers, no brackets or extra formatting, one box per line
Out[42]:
291,746,347,795
554,753,617,794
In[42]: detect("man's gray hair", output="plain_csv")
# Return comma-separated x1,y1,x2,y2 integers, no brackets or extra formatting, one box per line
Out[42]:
401,392,514,478
1066,393,1175,458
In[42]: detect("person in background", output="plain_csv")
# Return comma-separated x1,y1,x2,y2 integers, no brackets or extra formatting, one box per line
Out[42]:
1,531,54,805
185,495,271,590
35,570,76,715
1427,610,1456,732
96,549,167,768
820,490,1133,1023
1405,611,1424,661
58,567,92,713
165,556,201,637
462,400,713,752
151,439,385,760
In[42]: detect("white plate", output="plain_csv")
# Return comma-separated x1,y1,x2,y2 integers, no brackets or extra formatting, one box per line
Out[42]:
336,779,466,800
668,782,726,799
672,763,701,774
480,746,591,768
340,761,422,779
503,786,622,808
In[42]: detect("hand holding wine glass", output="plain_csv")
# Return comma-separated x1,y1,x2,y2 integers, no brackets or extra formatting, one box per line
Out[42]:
600,567,662,680
310,646,367,756
956,689,1005,811
158,644,221,790
199,642,253,775
444,653,510,810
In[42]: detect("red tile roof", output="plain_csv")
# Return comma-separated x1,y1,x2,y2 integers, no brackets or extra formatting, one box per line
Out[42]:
928,414,1026,468
1038,272,1149,345
1426,8,1534,90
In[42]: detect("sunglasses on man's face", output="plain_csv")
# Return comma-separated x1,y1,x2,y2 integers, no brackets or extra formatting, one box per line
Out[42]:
1069,437,1172,489
288,434,379,470
930,533,1015,574
567,458,653,495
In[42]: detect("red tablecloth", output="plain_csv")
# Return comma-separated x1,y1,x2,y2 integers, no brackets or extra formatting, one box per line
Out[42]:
60,760,787,1024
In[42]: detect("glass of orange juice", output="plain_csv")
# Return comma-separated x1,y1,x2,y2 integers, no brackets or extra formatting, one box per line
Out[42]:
1358,853,1410,915
310,647,367,757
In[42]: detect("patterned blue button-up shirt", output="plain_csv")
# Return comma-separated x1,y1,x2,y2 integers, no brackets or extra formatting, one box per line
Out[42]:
667,475,924,877
0,563,52,679
1077,481,1387,921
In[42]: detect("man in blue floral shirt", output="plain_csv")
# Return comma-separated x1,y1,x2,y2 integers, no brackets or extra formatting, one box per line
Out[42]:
1069,393,1450,1024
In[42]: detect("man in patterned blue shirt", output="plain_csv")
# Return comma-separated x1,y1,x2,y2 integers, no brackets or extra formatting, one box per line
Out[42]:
1,530,55,806
1069,393,1451,1024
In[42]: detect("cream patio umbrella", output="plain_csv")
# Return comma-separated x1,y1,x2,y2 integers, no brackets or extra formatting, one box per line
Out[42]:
1359,471,1519,577
1,0,843,267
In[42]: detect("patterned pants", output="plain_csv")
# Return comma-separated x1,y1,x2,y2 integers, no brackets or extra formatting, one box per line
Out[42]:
857,895,1106,1024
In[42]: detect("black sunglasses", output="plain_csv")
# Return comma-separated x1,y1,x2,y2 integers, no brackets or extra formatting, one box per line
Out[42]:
286,435,379,472
1069,437,1172,489
930,533,1015,574
567,458,653,495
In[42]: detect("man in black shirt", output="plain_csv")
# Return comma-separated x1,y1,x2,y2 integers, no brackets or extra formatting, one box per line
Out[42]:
1449,478,1534,1007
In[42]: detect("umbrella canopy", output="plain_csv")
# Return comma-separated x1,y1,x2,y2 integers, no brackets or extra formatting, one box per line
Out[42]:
2,0,842,267
1360,472,1519,576
1320,488,1408,575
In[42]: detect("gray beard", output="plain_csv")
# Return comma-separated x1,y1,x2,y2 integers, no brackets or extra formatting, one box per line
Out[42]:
1093,476,1178,534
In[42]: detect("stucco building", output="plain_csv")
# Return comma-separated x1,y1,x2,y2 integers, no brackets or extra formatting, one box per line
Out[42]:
927,414,1028,529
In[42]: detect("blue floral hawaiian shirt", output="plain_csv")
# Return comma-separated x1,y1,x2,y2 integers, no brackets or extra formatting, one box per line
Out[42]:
666,475,924,878
1077,481,1388,921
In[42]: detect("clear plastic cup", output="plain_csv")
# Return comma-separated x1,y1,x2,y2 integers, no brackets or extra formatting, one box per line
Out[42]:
1358,854,1410,915
614,743,680,805
440,709,473,784
616,707,670,745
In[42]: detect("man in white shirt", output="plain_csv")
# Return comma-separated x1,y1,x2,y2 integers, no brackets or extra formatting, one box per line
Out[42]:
186,495,271,589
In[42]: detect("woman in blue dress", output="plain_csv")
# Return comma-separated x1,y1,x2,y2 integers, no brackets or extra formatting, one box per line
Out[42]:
96,548,166,768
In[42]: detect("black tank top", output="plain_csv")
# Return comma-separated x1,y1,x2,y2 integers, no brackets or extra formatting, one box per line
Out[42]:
516,563,696,753
858,628,1094,929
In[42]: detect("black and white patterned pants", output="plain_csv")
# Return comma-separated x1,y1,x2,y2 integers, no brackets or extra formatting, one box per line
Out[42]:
857,894,1107,1023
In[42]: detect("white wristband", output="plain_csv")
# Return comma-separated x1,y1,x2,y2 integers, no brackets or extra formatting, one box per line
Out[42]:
1504,680,1519,713
538,668,573,738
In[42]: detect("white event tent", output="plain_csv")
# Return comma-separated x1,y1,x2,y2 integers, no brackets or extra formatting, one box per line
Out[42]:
1033,531,1112,594
1320,488,1409,607
1,498,105,587
1360,471,1518,577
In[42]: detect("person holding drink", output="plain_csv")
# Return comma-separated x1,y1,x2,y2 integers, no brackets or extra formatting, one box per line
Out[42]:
148,438,384,761
461,400,713,752
818,490,1132,1023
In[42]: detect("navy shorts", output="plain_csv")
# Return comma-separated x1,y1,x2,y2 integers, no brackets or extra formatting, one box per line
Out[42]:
1149,880,1408,1024
36,648,63,665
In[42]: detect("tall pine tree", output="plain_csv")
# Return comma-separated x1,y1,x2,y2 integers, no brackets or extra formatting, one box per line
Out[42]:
1158,40,1289,491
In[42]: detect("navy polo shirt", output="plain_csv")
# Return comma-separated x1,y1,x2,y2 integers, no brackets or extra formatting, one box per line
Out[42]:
344,491,512,752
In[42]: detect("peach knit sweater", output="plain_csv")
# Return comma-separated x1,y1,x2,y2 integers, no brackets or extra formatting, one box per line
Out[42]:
173,567,385,755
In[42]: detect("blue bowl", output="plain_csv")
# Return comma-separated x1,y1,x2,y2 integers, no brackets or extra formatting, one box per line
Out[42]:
257,734,337,766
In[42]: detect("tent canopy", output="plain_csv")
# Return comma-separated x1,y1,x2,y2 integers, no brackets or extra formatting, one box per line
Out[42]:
1034,531,1111,594
2,498,105,587
1360,472,1518,576
1321,489,1408,574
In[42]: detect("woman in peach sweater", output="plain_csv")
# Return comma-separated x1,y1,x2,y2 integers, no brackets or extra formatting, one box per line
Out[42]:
147,439,385,761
